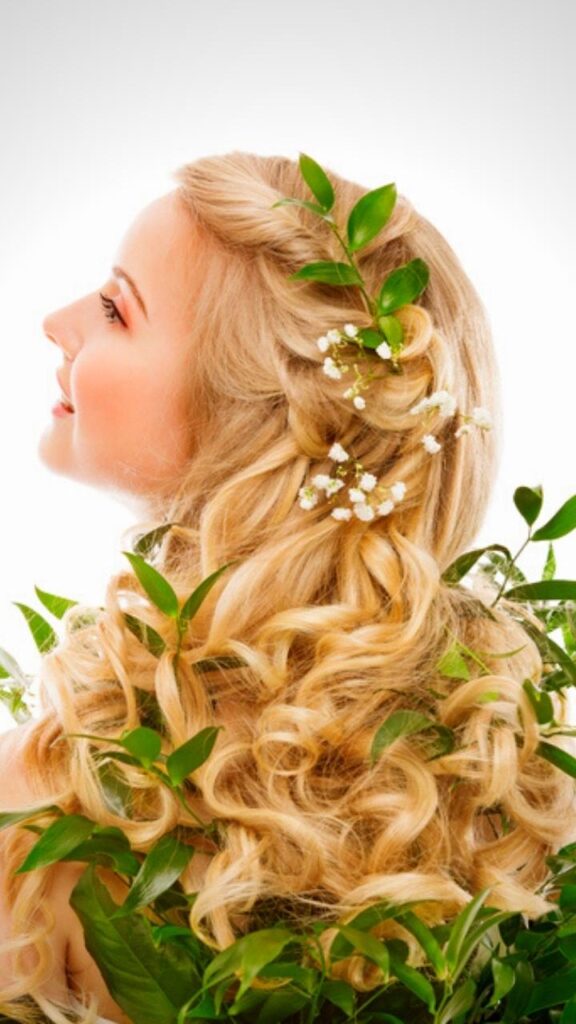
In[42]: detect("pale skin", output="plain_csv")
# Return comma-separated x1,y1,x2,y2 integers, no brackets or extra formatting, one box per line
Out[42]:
0,190,209,1020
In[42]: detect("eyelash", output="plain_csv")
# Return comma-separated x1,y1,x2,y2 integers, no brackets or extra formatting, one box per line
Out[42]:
99,291,127,327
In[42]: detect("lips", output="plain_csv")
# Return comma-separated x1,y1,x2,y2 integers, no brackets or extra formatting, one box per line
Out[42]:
56,371,75,411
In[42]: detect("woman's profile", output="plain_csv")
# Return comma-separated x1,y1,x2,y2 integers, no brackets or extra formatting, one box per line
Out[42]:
0,150,573,1023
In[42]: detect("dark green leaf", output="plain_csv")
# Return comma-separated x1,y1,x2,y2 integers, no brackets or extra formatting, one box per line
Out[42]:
298,152,335,210
192,655,247,673
167,727,222,786
124,613,166,657
256,989,310,1023
514,485,544,527
371,710,453,764
532,495,576,541
133,523,176,559
441,544,512,585
377,259,430,315
289,261,362,286
180,563,234,626
321,979,355,1015
505,580,576,602
16,814,95,873
203,928,295,1000
487,958,516,1006
337,925,390,976
389,952,436,1010
397,910,447,978
517,614,576,687
70,866,194,1023
0,805,60,833
358,327,388,350
62,827,140,876
347,184,397,254
122,551,179,618
378,314,404,351
538,741,576,779
437,977,475,1024
523,679,554,724
120,726,162,767
115,834,193,916
527,968,576,1013
33,584,78,620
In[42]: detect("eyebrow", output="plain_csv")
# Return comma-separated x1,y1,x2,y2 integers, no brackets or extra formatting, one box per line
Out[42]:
112,265,148,320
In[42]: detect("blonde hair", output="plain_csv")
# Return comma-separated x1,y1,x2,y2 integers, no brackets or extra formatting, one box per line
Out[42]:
1,151,574,1020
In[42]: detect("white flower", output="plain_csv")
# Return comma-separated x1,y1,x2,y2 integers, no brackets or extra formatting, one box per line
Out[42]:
327,329,341,343
454,423,472,438
322,357,342,380
422,433,442,454
359,472,377,492
354,502,375,521
390,481,407,501
316,335,330,353
353,395,366,410
343,323,359,338
376,340,392,360
376,499,395,516
329,442,349,462
312,473,331,489
325,478,345,495
471,406,492,429
298,486,318,510
409,396,431,416
343,387,355,399
349,487,367,503
331,506,353,521
410,389,457,419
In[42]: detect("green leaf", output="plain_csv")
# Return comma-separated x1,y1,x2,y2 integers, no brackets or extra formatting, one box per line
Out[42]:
70,866,194,1023
445,889,490,974
122,551,179,618
289,261,362,286
389,952,436,1010
516,614,576,687
120,726,163,767
256,989,310,1023
513,484,544,527
166,727,222,786
377,259,430,315
397,911,447,978
436,643,471,680
271,196,331,219
33,584,78,620
0,647,29,687
133,523,175,559
523,679,554,724
298,152,335,211
321,979,355,1015
12,602,59,654
538,741,576,779
336,925,390,976
16,814,95,873
504,580,576,602
192,655,247,673
61,827,140,876
543,542,557,581
180,563,234,626
487,957,516,1006
203,928,295,1001
437,977,475,1024
532,495,576,541
371,710,453,764
0,805,60,833
346,183,397,254
378,314,404,350
527,968,576,1013
441,544,512,585
357,327,390,351
123,613,166,657
114,834,193,916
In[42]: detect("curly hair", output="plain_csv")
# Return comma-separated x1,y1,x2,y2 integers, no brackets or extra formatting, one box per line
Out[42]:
1,151,574,1021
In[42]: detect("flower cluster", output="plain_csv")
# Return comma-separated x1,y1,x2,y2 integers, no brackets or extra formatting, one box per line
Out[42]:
317,323,395,410
298,389,493,521
298,442,407,522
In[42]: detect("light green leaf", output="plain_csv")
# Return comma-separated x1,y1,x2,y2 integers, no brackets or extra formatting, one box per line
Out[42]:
441,544,512,586
513,484,544,527
487,957,516,1006
122,551,179,618
114,834,193,916
397,910,447,978
298,152,335,211
347,184,397,254
436,643,471,680
167,727,222,786
33,584,78,620
336,924,390,976
445,889,490,973
12,602,59,654
437,977,475,1024
271,196,331,219
542,542,557,581
0,805,60,833
203,928,295,1001
371,710,453,764
16,814,96,873
532,494,576,541
180,563,234,626
289,261,361,286
377,259,429,315
378,314,404,350
120,726,162,767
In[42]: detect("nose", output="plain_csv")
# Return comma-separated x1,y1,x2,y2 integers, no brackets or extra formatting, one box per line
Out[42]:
42,310,75,362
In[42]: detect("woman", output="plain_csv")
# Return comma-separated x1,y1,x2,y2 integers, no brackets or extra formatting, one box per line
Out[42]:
0,151,573,1022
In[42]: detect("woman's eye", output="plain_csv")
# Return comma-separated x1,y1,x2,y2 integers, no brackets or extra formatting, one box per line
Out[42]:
99,291,127,327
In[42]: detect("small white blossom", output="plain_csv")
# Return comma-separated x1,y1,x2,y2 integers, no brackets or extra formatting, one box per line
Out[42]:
354,502,375,521
327,329,341,343
359,472,377,492
343,387,355,399
329,442,349,462
298,486,319,510
353,395,366,410
454,423,472,438
343,323,359,338
409,396,431,416
471,406,492,429
331,506,353,521
322,357,342,380
410,390,457,419
376,499,395,516
325,478,345,495
376,340,393,360
390,481,407,502
312,473,331,489
316,335,330,353
422,433,442,454
349,487,367,503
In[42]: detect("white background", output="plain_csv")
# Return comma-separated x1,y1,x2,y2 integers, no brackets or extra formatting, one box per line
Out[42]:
0,0,574,730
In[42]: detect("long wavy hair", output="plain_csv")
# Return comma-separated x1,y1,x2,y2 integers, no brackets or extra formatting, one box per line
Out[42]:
1,151,574,1021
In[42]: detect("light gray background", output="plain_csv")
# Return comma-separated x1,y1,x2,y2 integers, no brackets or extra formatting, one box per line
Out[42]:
0,0,574,729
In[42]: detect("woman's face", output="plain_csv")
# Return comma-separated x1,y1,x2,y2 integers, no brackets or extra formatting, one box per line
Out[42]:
39,189,201,504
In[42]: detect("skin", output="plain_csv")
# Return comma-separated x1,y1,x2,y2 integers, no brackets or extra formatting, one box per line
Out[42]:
38,188,203,510
0,189,208,1020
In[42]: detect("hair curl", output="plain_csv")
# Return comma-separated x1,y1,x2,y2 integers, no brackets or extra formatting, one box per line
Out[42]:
1,151,574,1021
